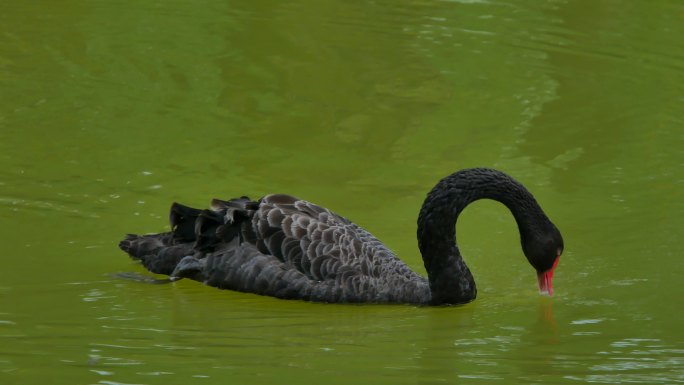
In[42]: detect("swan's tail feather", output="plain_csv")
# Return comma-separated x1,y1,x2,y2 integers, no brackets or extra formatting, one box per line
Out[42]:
119,196,259,276
210,196,254,210
118,233,139,256
169,199,253,252
211,196,259,244
118,232,194,275
118,233,170,259
170,203,201,242
194,209,226,251
211,197,258,222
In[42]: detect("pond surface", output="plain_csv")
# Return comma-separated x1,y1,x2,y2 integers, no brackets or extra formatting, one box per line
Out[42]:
1,1,683,384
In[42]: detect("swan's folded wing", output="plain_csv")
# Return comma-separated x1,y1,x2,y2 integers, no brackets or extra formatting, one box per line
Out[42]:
253,194,389,282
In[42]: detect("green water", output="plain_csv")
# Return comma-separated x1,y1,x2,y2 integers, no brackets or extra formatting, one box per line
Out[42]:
1,1,683,384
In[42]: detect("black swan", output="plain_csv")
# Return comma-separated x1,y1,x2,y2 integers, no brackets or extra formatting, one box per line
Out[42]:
119,168,563,305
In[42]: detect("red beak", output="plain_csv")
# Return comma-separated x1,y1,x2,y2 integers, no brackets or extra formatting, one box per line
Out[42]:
537,256,560,296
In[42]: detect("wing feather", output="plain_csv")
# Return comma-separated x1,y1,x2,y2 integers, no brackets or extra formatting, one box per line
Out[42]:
122,193,430,304
254,194,407,287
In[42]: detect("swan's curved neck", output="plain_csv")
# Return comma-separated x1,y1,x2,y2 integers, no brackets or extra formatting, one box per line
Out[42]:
417,168,551,305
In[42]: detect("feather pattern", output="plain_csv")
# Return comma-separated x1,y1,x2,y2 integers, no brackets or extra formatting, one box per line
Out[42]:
119,168,564,305
120,193,431,303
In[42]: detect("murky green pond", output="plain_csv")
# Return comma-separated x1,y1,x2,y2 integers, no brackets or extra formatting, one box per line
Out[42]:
1,1,683,384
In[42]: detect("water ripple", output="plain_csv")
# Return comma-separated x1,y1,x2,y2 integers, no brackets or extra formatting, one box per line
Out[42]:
0,196,100,218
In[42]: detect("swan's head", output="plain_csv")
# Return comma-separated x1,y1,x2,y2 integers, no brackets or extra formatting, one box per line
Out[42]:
523,225,564,296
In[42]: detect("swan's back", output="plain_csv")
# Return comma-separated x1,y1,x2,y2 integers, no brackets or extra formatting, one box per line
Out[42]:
119,194,430,304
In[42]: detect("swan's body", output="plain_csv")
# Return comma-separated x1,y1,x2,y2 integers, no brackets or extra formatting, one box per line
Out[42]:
119,168,563,305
